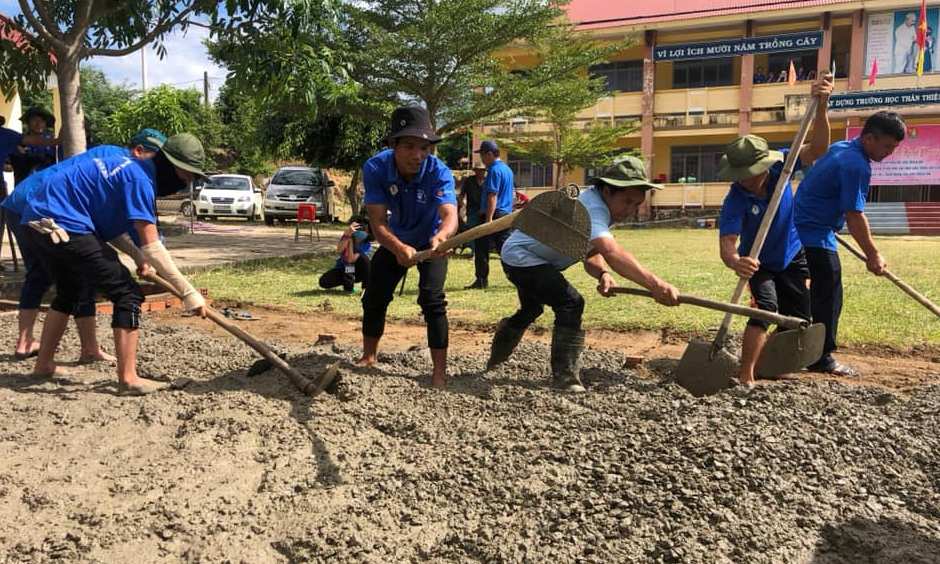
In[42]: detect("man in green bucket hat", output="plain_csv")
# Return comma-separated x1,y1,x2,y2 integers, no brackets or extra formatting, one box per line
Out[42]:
717,73,833,388
487,155,680,392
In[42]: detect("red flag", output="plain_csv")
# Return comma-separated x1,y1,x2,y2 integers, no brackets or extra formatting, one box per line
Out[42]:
788,60,797,86
869,58,878,86
916,0,928,76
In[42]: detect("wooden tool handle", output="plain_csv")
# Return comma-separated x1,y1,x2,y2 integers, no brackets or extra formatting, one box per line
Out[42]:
714,96,821,344
144,273,328,396
412,212,518,263
609,287,807,329
835,234,940,319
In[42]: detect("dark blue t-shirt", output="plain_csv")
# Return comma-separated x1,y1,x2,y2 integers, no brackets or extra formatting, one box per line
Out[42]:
22,154,157,241
2,145,129,215
0,127,23,192
794,138,872,251
719,149,803,272
362,149,457,248
335,235,372,268
482,159,514,216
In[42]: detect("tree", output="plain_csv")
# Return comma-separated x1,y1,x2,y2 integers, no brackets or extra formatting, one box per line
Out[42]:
0,1,323,156
495,31,636,188
103,85,222,166
345,0,630,136
80,66,136,146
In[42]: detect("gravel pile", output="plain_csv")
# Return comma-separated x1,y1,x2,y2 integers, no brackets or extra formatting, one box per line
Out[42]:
0,317,938,563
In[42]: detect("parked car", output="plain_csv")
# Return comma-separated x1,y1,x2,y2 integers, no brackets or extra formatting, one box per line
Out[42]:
262,166,335,225
195,174,264,221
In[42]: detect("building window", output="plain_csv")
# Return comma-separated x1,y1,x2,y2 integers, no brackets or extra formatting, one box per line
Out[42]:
672,58,733,88
670,145,725,183
590,60,644,93
766,50,819,82
508,158,554,188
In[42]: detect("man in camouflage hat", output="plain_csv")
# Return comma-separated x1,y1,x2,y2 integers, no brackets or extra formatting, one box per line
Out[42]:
487,156,680,392
716,72,832,387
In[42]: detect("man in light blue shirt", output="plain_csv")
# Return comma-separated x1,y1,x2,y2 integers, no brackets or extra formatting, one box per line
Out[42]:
490,156,680,392
466,140,514,289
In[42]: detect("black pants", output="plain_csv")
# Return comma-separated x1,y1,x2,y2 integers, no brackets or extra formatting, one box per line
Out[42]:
473,210,510,284
319,255,371,291
502,262,585,331
805,246,843,366
26,230,144,329
747,250,811,330
362,246,449,349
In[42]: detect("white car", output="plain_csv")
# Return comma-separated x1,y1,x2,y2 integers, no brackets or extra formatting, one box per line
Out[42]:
195,174,264,221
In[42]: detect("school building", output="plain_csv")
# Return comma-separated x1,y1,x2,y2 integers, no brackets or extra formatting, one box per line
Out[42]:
479,0,940,233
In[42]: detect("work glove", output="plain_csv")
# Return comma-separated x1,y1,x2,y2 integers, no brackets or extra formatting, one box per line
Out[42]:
28,218,70,244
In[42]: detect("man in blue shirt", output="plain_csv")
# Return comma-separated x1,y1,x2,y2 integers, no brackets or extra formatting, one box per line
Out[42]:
358,106,458,388
489,156,680,392
1,129,166,361
319,216,372,293
794,111,904,376
21,133,207,396
466,140,514,289
717,75,832,387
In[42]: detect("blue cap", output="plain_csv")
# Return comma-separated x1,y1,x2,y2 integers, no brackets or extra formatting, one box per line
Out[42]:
474,140,498,154
130,128,167,152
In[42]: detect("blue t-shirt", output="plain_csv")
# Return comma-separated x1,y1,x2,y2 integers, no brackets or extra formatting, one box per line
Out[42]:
362,149,457,248
22,154,157,241
502,186,612,270
0,127,23,192
2,145,129,215
718,149,803,272
335,235,372,268
794,138,872,251
482,159,514,216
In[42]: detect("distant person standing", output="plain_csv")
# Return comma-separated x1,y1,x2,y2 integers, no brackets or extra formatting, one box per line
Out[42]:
459,162,486,231
11,107,58,183
466,140,514,290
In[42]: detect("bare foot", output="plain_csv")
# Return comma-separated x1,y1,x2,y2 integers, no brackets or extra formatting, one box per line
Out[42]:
118,377,170,396
355,355,376,367
738,375,756,390
33,361,57,378
431,368,446,389
78,348,117,364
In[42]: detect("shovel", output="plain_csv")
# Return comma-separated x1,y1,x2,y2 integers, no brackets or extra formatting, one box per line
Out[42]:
674,95,826,397
835,234,940,318
144,272,336,397
608,287,809,329
412,190,592,263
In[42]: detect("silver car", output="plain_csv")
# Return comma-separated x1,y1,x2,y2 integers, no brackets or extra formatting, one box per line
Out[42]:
263,166,335,225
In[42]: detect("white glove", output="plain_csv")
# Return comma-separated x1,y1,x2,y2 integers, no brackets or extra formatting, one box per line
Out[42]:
28,218,70,244
140,240,205,311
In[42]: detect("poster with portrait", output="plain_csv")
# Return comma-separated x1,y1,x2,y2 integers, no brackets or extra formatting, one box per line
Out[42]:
866,7,940,76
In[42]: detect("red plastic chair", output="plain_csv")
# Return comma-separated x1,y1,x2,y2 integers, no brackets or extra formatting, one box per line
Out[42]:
294,203,320,242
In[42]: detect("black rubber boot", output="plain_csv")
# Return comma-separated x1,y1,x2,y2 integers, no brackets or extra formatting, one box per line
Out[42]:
551,326,586,393
485,318,527,369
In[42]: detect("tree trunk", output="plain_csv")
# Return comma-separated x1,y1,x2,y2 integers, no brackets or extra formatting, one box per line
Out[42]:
55,50,87,157
346,167,362,216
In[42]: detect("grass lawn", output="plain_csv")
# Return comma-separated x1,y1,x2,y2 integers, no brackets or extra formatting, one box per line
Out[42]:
190,228,940,349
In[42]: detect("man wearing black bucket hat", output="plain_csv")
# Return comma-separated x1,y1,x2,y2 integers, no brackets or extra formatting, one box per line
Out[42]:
488,156,680,392
717,74,832,388
357,106,458,388
21,133,208,396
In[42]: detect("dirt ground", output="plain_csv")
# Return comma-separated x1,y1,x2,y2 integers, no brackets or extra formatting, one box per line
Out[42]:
155,304,940,393
0,308,938,563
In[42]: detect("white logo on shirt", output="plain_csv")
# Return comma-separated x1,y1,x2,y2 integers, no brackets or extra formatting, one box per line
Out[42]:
389,184,399,196
751,204,760,215
416,189,427,204
93,157,133,179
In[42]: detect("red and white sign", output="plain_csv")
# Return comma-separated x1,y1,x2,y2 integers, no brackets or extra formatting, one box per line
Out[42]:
847,124,940,185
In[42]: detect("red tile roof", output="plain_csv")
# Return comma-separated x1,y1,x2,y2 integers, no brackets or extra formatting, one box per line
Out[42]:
566,0,850,30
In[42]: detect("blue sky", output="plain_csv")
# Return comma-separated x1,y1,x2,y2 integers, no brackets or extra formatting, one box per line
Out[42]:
0,1,226,99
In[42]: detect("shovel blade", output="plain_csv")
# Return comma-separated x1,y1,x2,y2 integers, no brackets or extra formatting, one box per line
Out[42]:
756,323,825,379
513,191,591,260
674,339,739,397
